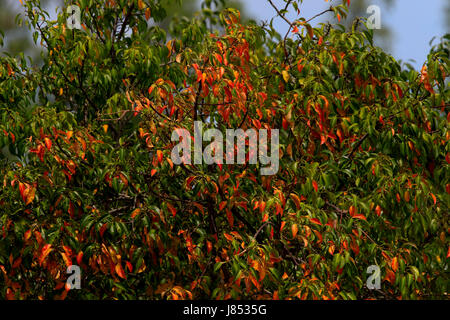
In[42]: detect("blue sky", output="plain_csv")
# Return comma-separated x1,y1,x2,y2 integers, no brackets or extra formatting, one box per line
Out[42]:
241,0,449,69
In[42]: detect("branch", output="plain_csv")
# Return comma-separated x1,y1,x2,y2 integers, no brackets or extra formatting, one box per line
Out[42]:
116,3,135,42
348,133,369,159
305,7,333,23
267,0,293,26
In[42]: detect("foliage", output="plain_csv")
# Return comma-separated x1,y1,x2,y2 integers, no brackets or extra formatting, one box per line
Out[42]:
0,0,448,300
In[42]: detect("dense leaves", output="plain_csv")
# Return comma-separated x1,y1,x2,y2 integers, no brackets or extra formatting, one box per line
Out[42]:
0,0,448,300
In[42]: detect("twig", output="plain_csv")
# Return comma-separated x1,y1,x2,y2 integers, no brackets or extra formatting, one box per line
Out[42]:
348,133,369,159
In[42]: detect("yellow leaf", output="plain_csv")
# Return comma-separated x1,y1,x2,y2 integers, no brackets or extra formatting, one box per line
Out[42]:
103,124,108,133
282,70,289,82
60,252,72,267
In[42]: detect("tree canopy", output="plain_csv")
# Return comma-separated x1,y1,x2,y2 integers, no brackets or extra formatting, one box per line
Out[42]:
0,0,448,300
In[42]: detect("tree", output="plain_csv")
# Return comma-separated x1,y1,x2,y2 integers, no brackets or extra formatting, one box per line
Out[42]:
0,0,448,300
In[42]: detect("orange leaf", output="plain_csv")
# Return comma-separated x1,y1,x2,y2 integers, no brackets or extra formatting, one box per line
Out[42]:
206,241,212,254
39,244,53,265
157,150,163,164
404,191,410,202
430,193,437,205
25,186,36,205
262,213,269,222
44,138,52,150
291,224,298,238
349,205,356,217
115,263,126,279
328,243,335,255
223,233,233,241
391,257,398,272
313,229,323,244
131,208,141,218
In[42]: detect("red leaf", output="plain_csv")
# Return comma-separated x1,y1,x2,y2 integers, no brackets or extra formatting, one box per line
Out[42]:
312,180,318,193
186,176,196,189
375,205,382,217
352,214,367,221
219,201,227,211
125,261,133,272
310,218,322,226
76,251,83,265
297,59,304,73
100,223,108,237
349,205,356,217
259,201,266,213
226,209,234,227
282,117,289,130
166,202,177,217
